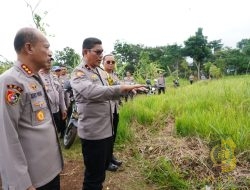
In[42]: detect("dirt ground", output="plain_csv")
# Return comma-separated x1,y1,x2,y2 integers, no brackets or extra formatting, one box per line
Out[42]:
60,153,156,190
60,160,83,190
0,158,152,190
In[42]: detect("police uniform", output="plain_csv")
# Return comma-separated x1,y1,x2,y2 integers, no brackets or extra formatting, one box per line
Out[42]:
101,71,123,169
60,74,71,106
0,62,63,190
101,71,121,139
123,75,135,101
70,61,122,190
39,71,67,136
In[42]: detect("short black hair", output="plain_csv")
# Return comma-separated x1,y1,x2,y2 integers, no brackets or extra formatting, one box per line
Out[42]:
82,37,102,49
14,28,38,53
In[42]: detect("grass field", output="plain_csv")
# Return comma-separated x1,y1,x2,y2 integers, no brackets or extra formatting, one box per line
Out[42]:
62,75,250,189
119,76,250,152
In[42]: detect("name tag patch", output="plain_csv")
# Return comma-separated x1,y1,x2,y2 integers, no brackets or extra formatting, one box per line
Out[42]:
30,91,43,99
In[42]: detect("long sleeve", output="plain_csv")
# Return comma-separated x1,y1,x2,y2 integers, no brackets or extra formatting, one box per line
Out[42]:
0,76,32,190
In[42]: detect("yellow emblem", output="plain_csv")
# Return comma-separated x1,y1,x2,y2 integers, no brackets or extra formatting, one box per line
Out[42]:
29,83,37,91
76,71,85,77
91,74,98,80
21,64,33,75
36,110,45,121
210,137,236,173
34,101,45,107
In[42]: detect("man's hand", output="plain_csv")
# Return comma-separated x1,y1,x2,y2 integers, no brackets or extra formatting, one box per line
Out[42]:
120,84,146,93
135,86,148,93
62,110,67,120
27,185,36,190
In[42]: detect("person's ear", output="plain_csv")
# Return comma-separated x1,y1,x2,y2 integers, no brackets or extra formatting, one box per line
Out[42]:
24,43,33,55
82,49,89,55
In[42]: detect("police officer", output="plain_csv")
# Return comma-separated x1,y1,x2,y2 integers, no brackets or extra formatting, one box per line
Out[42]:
0,27,63,190
102,54,123,172
70,37,146,190
59,66,71,109
157,72,166,94
39,57,67,138
123,71,136,102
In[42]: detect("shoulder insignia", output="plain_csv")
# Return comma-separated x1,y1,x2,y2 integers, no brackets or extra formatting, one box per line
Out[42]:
76,71,85,77
6,89,21,105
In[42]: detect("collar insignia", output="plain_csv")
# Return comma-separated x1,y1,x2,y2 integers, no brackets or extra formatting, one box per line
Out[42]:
21,64,33,75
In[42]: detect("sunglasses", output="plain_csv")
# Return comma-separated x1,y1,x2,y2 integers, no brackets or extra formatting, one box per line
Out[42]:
106,60,115,65
89,49,103,56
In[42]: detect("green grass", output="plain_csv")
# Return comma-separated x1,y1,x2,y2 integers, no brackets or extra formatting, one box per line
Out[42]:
118,76,250,152
62,75,250,189
144,157,190,190
61,138,82,160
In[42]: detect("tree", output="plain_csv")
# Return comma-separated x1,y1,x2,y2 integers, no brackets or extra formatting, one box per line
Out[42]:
24,0,51,36
133,51,161,83
208,39,223,53
0,55,13,74
183,28,212,79
53,47,81,70
165,44,183,77
217,48,247,75
209,64,221,79
113,40,144,74
237,39,250,74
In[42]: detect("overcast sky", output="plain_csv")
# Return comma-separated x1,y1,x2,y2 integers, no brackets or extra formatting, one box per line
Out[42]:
1,0,250,61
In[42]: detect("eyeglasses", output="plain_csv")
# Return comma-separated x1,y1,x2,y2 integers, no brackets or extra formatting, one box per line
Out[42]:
89,49,103,56
106,60,115,65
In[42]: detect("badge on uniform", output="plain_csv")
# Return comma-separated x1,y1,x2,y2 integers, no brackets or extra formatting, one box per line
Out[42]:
21,64,32,75
6,89,21,105
36,110,45,121
91,74,98,80
6,84,23,105
29,83,37,91
76,71,85,77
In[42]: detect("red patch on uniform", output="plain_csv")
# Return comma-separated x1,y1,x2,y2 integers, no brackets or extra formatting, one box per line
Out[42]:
6,89,21,105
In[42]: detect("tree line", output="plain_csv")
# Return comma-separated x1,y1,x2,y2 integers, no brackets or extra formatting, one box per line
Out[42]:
1,27,250,81
112,28,250,81
1,0,250,81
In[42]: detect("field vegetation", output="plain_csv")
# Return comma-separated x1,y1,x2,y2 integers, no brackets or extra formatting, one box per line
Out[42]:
62,76,250,189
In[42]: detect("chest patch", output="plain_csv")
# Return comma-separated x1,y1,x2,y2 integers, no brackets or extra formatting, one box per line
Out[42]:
36,110,45,121
29,83,38,91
